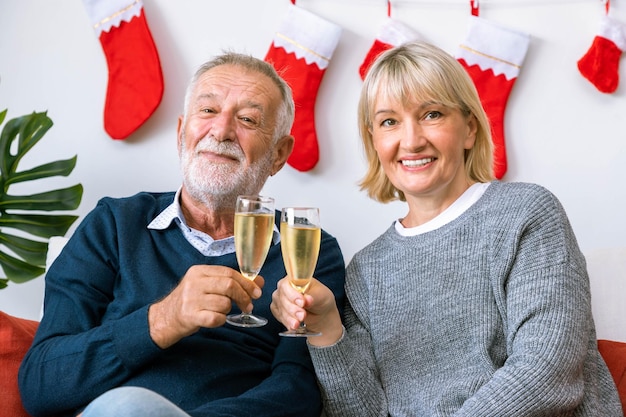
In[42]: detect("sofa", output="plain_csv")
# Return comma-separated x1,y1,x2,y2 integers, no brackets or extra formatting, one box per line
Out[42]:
1,311,39,417
2,245,625,417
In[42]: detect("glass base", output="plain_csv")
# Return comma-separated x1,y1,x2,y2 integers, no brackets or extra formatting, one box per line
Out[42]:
226,313,268,328
279,325,321,337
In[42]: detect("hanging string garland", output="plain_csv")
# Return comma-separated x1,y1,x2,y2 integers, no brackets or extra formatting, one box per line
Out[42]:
294,0,608,6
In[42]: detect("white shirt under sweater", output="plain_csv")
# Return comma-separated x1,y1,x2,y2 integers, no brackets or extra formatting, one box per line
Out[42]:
147,187,280,256
395,182,490,237
309,180,622,417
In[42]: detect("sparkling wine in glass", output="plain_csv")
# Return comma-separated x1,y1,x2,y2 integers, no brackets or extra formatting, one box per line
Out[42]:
279,207,322,337
226,195,274,328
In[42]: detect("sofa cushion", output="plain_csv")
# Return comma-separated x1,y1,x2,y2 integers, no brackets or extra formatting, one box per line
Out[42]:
0,311,38,417
1,310,624,417
598,339,626,416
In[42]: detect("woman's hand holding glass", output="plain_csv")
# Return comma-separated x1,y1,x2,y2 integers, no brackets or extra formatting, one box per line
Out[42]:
278,207,322,336
274,206,343,339
271,276,344,345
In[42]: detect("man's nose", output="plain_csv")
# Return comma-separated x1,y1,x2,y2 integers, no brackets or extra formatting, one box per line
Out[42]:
210,112,236,142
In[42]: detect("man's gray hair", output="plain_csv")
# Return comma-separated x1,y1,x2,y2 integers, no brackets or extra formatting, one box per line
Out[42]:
183,52,295,142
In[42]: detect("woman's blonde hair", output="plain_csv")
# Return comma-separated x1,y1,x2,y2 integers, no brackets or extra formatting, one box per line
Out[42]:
358,41,494,203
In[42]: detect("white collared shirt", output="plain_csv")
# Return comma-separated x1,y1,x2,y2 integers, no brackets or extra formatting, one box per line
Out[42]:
148,187,280,257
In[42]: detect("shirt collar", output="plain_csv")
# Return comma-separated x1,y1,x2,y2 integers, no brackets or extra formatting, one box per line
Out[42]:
148,187,185,231
147,187,280,243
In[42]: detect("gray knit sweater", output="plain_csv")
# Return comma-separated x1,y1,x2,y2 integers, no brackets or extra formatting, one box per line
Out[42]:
310,181,622,417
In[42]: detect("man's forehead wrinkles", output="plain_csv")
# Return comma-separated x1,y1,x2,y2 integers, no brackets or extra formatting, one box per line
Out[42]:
195,92,264,111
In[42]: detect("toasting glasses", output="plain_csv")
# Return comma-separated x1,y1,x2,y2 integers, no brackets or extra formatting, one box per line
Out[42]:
279,207,322,337
226,195,274,328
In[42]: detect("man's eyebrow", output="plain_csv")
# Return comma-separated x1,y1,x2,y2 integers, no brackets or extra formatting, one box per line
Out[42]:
242,99,264,112
195,93,216,102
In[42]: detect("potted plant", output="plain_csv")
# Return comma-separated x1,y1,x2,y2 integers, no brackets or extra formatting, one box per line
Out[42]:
0,109,83,289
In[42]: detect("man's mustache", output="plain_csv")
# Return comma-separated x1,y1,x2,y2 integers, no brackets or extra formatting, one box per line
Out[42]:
194,136,244,161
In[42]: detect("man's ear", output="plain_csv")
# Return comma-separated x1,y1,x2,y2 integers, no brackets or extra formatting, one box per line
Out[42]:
271,135,295,175
176,116,184,155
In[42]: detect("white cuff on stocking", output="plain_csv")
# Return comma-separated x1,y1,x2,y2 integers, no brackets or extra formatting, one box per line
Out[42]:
82,0,143,35
377,18,421,46
272,4,342,70
599,15,626,51
456,16,530,80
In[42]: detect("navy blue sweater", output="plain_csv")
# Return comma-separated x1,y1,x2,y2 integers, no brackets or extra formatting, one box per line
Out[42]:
18,192,346,417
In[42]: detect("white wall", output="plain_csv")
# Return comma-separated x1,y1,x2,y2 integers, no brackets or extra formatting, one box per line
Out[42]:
1,0,625,320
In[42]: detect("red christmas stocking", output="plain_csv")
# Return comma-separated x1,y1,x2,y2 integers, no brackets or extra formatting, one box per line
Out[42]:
455,16,530,180
82,0,164,140
359,18,420,80
264,4,342,172
578,15,626,94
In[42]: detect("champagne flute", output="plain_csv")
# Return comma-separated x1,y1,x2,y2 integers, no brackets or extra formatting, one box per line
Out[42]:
279,207,322,337
226,195,274,327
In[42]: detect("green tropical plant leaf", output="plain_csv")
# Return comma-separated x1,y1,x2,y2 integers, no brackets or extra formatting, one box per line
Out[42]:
0,250,45,283
0,232,48,265
0,110,82,288
5,156,77,186
0,111,53,180
0,213,79,238
0,184,83,211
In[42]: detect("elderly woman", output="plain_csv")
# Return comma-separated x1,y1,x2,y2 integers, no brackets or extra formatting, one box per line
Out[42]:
271,41,622,416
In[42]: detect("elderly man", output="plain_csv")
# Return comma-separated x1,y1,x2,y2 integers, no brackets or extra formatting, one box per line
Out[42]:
18,52,346,417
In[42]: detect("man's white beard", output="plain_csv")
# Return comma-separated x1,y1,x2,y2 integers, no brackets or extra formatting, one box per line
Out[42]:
180,134,274,211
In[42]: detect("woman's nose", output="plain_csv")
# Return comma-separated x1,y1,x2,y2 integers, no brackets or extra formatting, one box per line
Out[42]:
401,122,426,150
